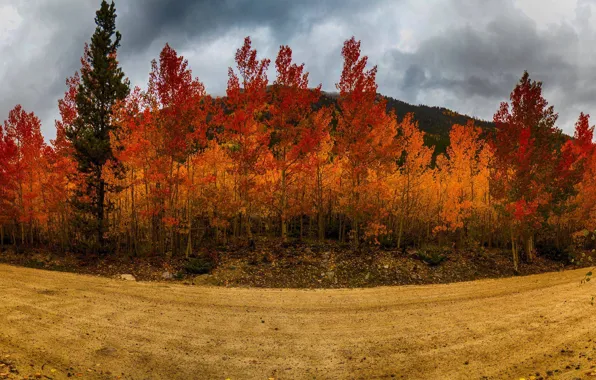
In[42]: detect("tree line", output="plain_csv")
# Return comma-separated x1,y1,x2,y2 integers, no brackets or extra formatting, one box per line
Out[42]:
0,1,595,272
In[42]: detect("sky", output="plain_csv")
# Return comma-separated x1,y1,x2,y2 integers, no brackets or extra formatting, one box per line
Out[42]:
1,0,595,140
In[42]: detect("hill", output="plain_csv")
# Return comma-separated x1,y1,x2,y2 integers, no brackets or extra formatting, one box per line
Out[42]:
320,91,495,159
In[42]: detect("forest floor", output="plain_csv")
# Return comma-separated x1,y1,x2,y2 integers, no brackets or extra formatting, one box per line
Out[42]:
0,239,589,288
2,264,596,379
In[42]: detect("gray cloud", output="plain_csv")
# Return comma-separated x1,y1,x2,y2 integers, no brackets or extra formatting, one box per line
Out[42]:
0,0,595,140
379,1,595,131
118,0,371,54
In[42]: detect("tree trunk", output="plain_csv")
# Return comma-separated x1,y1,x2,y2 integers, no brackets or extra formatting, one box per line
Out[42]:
525,233,535,262
397,214,404,250
186,165,193,259
97,174,106,253
281,167,288,242
511,226,519,273
318,211,325,241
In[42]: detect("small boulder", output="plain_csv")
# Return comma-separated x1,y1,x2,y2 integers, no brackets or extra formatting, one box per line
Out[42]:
120,274,136,281
161,271,173,280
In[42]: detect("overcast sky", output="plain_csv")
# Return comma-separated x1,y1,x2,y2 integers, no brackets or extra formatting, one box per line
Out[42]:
1,0,595,140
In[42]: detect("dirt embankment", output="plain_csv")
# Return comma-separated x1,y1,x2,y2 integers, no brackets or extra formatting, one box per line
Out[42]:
1,264,596,379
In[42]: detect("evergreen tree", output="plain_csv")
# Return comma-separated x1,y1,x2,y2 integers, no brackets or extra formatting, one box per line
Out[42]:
66,0,129,253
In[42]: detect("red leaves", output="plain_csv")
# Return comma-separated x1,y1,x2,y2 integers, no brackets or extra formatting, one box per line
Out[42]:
224,36,272,187
336,37,378,101
1,105,49,228
148,43,208,161
5,33,596,254
510,199,539,222
491,71,563,228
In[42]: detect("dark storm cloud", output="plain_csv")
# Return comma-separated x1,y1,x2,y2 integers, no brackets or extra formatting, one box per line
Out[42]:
1,0,385,139
117,0,380,55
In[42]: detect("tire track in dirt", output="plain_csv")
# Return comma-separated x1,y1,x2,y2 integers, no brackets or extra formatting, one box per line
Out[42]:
1,264,595,379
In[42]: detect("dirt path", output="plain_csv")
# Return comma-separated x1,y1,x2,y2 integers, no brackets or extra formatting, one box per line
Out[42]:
1,264,596,380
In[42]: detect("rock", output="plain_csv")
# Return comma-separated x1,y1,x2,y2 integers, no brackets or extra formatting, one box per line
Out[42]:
192,274,213,285
120,274,136,281
326,271,335,280
96,346,117,356
383,264,389,269
161,271,173,280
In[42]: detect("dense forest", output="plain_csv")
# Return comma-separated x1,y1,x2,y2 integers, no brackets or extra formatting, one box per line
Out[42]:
1,0,595,274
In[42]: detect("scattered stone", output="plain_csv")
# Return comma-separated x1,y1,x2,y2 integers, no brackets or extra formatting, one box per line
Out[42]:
120,274,136,281
96,346,117,356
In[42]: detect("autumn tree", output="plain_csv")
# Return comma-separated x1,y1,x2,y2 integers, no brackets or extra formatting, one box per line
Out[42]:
0,121,17,249
334,37,399,246
66,0,130,253
492,71,562,271
553,113,595,242
390,114,433,248
144,43,209,255
2,105,46,245
46,73,81,250
435,121,492,245
268,45,322,241
223,37,271,241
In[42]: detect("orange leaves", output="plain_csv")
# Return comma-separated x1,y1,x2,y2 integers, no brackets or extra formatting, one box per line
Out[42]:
10,34,596,254
336,37,378,101
1,105,49,229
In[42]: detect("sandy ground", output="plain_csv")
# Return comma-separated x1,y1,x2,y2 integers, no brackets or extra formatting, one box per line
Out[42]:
2,264,596,379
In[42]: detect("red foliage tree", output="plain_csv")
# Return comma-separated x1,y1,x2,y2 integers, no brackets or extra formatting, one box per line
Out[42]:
268,45,322,241
334,37,399,245
222,37,271,240
491,71,563,270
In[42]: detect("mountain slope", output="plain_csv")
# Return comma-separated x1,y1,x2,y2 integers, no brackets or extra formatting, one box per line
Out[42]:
321,91,495,158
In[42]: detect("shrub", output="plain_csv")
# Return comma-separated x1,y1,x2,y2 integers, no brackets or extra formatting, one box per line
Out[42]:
536,239,570,263
184,256,214,275
416,246,448,266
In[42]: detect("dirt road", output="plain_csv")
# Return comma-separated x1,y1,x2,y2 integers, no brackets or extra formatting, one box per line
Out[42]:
1,264,596,379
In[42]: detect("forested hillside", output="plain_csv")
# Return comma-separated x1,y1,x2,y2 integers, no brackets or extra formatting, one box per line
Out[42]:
321,91,496,159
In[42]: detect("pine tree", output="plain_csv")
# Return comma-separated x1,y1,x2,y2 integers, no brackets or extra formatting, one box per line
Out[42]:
66,0,129,253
